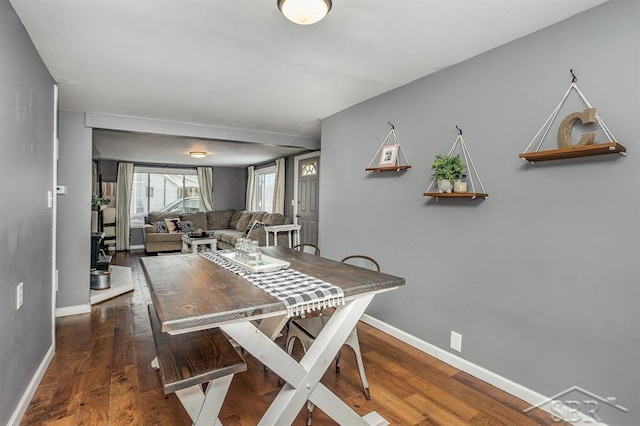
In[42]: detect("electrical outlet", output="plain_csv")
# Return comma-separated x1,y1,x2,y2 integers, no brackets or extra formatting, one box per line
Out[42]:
16,282,24,310
450,330,462,352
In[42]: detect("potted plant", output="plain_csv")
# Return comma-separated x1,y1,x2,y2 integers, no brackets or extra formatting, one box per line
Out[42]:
91,195,111,211
431,154,466,193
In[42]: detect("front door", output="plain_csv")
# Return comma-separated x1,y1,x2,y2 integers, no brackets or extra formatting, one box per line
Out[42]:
297,156,319,245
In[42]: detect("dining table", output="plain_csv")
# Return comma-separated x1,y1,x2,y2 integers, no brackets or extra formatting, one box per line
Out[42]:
141,246,405,425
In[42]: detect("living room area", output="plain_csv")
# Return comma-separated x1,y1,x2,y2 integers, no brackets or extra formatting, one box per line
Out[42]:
2,0,639,425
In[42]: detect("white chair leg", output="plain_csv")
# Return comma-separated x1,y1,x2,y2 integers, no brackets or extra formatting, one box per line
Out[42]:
344,328,371,400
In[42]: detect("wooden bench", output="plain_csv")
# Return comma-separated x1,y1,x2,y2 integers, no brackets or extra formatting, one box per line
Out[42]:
148,305,246,425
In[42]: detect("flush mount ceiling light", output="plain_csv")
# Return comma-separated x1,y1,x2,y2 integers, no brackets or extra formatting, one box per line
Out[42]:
189,151,207,159
277,0,332,25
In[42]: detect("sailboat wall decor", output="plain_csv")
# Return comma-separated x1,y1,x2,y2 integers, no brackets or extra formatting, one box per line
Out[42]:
519,70,626,164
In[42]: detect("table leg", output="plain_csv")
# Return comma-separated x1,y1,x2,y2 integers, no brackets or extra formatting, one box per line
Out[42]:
220,294,384,426
257,314,289,340
175,375,231,426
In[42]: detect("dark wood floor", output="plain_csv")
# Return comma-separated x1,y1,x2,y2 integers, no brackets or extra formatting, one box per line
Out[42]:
21,251,564,425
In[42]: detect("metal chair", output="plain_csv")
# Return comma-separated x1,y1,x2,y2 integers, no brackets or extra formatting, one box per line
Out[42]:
286,255,380,423
292,243,321,256
340,254,380,271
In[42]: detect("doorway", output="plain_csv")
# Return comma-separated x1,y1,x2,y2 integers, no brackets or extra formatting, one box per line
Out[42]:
294,152,320,246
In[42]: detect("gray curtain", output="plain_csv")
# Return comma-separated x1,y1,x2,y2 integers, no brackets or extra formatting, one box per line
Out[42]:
273,158,285,214
246,166,255,210
197,167,214,211
115,162,133,251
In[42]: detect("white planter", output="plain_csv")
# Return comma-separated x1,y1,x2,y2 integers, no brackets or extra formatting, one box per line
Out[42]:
437,179,453,193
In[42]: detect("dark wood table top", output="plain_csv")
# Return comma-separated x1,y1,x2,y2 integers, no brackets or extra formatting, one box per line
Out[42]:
141,246,405,334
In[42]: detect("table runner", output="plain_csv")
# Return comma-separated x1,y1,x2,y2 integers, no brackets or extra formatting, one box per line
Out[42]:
199,251,344,317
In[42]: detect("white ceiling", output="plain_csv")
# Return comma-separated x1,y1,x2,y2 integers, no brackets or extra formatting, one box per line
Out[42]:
11,0,607,166
92,129,306,167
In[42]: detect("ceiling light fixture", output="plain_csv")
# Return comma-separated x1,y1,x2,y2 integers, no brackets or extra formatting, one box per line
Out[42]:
277,0,332,25
189,151,207,159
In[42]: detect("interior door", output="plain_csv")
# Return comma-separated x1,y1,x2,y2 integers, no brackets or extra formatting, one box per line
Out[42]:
297,156,319,245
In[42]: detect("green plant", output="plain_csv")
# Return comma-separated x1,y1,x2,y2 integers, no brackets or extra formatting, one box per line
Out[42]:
431,154,466,181
92,195,110,206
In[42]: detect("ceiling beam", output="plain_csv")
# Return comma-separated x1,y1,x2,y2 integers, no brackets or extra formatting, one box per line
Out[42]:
85,113,320,150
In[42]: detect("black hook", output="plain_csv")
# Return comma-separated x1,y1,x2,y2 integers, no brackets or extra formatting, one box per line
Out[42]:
456,125,463,136
570,69,577,83
388,121,395,130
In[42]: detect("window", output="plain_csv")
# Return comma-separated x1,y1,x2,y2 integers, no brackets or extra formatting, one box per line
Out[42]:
252,166,276,213
129,167,200,227
301,161,317,176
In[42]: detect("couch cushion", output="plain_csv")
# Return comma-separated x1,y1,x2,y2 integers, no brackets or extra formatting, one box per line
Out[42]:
206,210,235,230
235,211,255,231
180,212,207,231
252,212,267,222
229,210,244,229
261,213,288,226
215,229,243,245
147,211,183,224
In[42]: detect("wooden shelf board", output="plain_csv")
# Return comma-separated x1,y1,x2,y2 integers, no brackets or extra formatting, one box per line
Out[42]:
366,165,412,172
423,192,488,200
519,142,626,163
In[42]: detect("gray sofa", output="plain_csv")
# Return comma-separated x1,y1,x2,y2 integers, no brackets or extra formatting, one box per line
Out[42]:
143,210,291,254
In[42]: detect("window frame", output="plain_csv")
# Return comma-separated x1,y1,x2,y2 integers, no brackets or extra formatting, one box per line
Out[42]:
130,166,200,228
252,165,277,213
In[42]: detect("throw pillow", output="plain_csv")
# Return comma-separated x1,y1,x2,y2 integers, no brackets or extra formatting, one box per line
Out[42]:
242,220,266,238
152,221,169,233
164,218,181,233
235,211,254,231
178,220,196,234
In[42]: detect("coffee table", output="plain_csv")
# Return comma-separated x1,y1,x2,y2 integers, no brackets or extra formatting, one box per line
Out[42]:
181,234,217,253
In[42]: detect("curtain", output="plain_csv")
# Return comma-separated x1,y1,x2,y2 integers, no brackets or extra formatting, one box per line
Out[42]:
197,167,214,211
273,158,285,214
115,162,134,251
246,166,255,211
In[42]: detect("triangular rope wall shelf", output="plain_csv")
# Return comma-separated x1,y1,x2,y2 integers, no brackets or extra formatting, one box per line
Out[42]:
423,127,488,202
519,70,626,163
365,122,412,172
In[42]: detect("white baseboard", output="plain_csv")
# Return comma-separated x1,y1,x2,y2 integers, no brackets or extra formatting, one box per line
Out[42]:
361,314,605,426
129,244,145,250
55,304,91,317
7,344,55,426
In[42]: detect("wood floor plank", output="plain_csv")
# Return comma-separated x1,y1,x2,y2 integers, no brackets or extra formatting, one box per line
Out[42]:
138,388,192,425
453,371,560,425
367,350,483,420
76,384,109,425
109,364,142,425
20,251,568,426
405,392,478,426
133,332,163,393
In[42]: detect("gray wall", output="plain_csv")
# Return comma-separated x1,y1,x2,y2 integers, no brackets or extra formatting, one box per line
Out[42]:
96,159,118,183
0,0,54,423
320,0,639,424
57,111,92,308
213,167,246,210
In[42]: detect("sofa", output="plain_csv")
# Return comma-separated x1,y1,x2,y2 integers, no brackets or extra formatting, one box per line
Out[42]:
143,210,292,254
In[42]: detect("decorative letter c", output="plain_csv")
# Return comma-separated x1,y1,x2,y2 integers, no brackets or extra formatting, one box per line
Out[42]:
557,108,597,148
